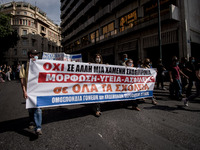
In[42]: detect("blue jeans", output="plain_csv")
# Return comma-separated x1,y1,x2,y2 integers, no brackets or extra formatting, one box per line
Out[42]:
28,108,42,130
170,79,182,99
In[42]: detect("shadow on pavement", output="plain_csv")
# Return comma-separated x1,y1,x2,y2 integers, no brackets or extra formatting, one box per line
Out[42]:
0,102,123,141
143,104,200,112
0,117,39,141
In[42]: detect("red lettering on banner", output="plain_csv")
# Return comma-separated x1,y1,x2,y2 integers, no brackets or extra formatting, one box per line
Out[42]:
52,63,64,71
115,84,149,92
53,87,62,94
38,72,155,84
43,63,64,71
43,63,52,71
101,84,112,92
53,87,68,94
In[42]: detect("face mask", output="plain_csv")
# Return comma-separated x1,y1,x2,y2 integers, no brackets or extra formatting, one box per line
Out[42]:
124,58,128,61
34,56,38,60
176,62,179,66
191,60,195,63
128,63,133,66
96,58,101,63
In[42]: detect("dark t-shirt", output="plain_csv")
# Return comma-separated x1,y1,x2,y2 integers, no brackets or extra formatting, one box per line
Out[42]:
186,62,196,80
157,63,165,75
195,62,200,81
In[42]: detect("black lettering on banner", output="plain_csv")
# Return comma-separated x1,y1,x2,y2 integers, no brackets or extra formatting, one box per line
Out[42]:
75,65,92,73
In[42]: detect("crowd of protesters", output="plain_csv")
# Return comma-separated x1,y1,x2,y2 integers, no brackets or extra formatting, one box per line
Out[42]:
1,50,200,136
118,53,199,107
0,63,21,82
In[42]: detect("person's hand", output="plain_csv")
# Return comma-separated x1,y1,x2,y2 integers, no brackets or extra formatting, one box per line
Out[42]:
170,78,173,83
31,58,36,61
23,91,28,99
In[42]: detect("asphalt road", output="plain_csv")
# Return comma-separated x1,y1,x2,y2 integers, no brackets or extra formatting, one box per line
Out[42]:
0,81,200,150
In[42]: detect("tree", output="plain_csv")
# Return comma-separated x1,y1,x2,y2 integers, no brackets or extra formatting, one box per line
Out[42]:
0,13,19,63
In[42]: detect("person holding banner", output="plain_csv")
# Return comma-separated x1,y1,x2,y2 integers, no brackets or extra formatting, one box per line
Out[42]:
142,58,157,105
125,59,140,111
20,49,43,136
93,54,103,117
119,54,128,66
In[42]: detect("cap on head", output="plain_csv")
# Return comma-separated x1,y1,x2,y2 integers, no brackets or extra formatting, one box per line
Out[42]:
28,49,39,55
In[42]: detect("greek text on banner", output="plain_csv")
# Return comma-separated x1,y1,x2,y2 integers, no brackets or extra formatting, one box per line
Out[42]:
26,60,157,108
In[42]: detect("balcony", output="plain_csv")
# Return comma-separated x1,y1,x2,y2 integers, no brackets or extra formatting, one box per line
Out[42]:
21,34,28,39
61,0,67,10
95,5,111,22
61,0,74,19
111,0,127,11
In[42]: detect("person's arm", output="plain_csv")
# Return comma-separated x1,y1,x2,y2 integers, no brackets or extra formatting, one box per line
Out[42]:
20,78,27,99
19,64,27,99
196,70,200,80
169,71,173,83
179,69,189,79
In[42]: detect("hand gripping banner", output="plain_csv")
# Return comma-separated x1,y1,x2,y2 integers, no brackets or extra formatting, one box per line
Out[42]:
26,60,157,108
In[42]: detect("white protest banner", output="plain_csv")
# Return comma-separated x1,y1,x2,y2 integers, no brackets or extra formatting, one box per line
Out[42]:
26,60,157,108
42,52,65,61
42,52,82,62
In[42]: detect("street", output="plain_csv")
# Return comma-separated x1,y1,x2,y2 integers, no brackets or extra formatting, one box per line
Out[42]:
0,81,200,150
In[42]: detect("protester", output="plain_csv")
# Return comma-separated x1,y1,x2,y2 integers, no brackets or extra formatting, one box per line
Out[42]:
156,59,166,90
137,58,143,68
20,49,42,135
125,59,140,111
169,56,189,100
183,58,200,106
6,65,12,81
186,57,196,97
142,58,157,105
0,65,5,83
2,64,7,80
93,53,103,117
12,65,17,80
179,57,188,93
16,63,21,80
119,53,128,66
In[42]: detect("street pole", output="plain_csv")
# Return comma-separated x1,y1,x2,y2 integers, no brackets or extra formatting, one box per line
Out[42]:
158,0,162,60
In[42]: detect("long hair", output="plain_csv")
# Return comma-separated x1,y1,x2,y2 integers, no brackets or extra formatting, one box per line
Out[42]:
94,53,103,64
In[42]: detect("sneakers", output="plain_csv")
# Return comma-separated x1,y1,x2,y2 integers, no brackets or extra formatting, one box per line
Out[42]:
152,99,157,105
95,111,101,117
132,106,141,111
28,122,35,130
35,129,42,135
182,98,188,107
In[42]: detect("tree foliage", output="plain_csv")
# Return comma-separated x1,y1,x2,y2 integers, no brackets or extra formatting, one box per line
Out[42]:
0,13,19,53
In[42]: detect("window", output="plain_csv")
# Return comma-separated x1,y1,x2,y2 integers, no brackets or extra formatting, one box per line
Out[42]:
22,39,28,46
24,11,27,15
81,35,89,46
32,39,35,47
41,26,46,32
102,22,114,38
22,49,27,55
22,30,27,35
14,49,17,55
90,30,99,43
119,10,137,32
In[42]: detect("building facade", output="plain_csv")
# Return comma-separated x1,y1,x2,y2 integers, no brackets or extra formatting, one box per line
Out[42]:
61,0,200,67
0,1,62,65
